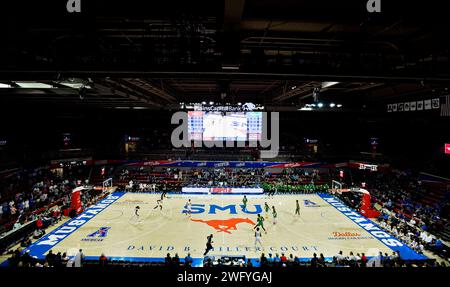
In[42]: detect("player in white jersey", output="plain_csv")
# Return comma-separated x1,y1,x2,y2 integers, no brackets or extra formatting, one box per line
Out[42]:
255,227,263,249
186,199,192,217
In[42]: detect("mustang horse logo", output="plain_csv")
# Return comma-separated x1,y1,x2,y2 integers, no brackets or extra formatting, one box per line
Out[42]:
191,218,255,234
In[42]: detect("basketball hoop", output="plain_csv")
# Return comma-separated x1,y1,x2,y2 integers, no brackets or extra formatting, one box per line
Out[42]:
102,178,113,193
328,188,338,194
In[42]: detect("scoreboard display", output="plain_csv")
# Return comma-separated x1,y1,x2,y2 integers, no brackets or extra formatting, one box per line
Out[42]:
188,111,262,141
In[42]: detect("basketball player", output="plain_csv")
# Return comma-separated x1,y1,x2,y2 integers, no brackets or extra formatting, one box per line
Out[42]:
135,206,140,217
203,234,214,256
253,214,267,233
255,227,263,249
185,199,192,217
295,200,300,216
264,202,270,219
242,195,248,211
269,186,276,198
272,206,277,225
162,185,168,199
153,199,163,211
267,187,273,198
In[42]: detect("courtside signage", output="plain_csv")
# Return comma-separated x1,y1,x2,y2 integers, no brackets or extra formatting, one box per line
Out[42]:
182,187,263,194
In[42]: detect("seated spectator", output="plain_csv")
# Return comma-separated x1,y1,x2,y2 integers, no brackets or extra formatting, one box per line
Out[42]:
273,253,281,266
203,258,213,267
280,253,287,263
260,253,268,266
287,254,294,265
54,252,62,267
335,250,345,265
318,253,326,267
165,253,172,266
45,249,55,267
33,229,44,239
61,252,69,266
20,237,32,248
267,253,274,266
184,253,193,267
13,220,22,230
99,253,108,267
310,253,319,267
173,253,180,266
360,253,367,267
433,238,443,251
21,250,32,267
347,252,357,267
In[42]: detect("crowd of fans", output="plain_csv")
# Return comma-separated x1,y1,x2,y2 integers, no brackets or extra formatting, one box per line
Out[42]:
0,166,110,234
259,250,445,267
0,165,110,266
335,169,449,260
0,169,74,234
6,247,86,267
7,248,445,268
116,166,325,192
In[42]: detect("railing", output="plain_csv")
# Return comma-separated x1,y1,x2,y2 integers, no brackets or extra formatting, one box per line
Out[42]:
0,219,37,254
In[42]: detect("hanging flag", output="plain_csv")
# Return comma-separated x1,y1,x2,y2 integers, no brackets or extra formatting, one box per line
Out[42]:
441,95,450,117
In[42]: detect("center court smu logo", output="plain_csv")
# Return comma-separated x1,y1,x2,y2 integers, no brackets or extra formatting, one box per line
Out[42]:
184,204,260,234
82,227,111,242
182,204,262,215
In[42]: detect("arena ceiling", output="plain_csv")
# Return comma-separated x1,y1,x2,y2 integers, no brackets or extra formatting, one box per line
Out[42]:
1,0,449,109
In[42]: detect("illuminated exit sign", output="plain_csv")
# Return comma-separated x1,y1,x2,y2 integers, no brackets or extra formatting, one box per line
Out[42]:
445,144,450,155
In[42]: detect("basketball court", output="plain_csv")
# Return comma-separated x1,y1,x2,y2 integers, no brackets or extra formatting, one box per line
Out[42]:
24,192,427,266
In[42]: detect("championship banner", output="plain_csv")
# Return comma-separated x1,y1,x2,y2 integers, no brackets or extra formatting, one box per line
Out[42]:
387,98,441,113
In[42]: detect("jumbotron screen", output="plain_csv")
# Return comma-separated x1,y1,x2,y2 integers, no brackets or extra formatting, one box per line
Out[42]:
188,111,262,141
